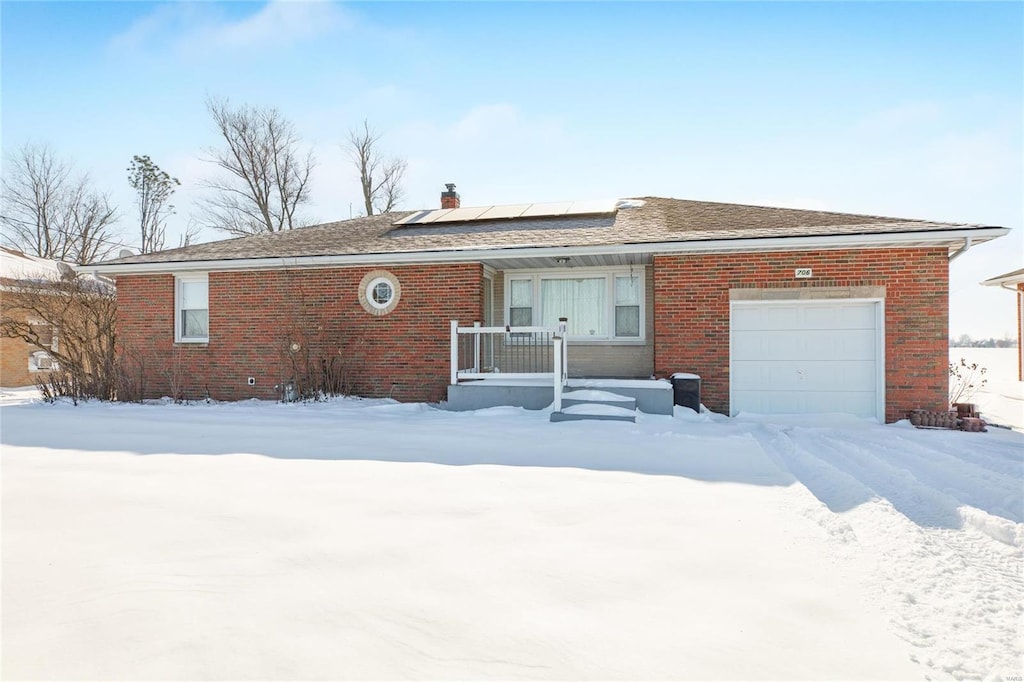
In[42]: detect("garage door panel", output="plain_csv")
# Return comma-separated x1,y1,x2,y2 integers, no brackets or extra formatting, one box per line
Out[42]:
734,389,877,416
732,360,876,391
735,302,876,331
730,300,881,419
734,329,876,361
732,304,802,331
803,329,876,361
732,330,800,360
803,303,875,330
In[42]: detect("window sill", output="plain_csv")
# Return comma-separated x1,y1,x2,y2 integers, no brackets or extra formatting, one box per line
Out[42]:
174,340,209,346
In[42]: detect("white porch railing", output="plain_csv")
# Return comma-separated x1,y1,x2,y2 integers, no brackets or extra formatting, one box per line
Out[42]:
450,318,569,408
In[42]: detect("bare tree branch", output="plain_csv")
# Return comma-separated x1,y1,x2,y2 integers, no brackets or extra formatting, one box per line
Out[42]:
1,144,120,264
198,97,315,236
178,218,203,248
345,119,407,216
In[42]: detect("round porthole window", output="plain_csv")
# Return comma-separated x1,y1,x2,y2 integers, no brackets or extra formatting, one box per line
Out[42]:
358,270,401,316
368,278,394,309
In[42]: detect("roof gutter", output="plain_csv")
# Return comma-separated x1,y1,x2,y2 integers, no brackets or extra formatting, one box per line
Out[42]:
947,236,973,262
80,226,1010,276
980,271,1024,290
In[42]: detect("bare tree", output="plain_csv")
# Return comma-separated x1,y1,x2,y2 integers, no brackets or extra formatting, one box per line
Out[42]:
199,97,315,236
346,119,407,216
128,155,180,253
0,269,118,401
1,144,120,264
178,218,203,248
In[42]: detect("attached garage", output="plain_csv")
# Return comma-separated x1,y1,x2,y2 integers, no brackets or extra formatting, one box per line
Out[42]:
730,299,884,420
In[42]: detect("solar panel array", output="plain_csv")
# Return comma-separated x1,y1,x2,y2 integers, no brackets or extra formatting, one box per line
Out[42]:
392,199,618,226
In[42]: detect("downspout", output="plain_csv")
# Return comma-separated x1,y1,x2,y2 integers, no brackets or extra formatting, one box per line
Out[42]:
948,237,973,262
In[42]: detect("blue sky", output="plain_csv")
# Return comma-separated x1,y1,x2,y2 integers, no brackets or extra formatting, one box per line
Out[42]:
2,1,1022,337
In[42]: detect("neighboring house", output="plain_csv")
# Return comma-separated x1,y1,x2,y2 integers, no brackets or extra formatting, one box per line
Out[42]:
85,187,1008,422
0,247,63,387
981,268,1024,381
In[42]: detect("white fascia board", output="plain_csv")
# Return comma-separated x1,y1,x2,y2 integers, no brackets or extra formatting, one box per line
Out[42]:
981,271,1024,287
80,227,1010,276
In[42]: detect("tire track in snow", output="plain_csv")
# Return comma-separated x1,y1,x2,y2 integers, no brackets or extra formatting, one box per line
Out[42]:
816,427,1022,523
756,425,1023,681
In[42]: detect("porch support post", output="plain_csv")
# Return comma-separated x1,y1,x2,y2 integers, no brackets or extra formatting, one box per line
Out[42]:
473,321,481,373
553,335,564,412
450,319,459,385
558,317,568,385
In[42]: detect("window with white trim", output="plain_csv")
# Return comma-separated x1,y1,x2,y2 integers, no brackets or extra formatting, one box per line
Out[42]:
506,269,644,342
175,274,209,342
509,279,533,326
614,275,641,337
366,277,395,310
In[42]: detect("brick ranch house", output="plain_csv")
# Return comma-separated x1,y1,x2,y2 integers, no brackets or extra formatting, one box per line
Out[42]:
982,267,1024,381
84,188,1008,422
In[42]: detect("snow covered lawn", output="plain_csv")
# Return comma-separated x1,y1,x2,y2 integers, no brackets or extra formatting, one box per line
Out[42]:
2,390,1021,680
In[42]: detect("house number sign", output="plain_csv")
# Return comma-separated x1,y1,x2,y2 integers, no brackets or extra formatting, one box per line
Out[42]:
795,268,813,278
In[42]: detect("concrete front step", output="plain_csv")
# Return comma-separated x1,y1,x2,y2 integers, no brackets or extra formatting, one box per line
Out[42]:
446,378,673,414
550,400,637,423
561,389,637,412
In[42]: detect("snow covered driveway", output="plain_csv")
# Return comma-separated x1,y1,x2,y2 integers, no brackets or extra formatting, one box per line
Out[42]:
2,392,1021,680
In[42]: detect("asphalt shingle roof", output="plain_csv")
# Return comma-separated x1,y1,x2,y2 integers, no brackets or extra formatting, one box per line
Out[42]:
95,196,990,266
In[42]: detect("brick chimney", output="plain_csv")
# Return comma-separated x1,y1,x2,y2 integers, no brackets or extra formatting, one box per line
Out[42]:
441,183,460,209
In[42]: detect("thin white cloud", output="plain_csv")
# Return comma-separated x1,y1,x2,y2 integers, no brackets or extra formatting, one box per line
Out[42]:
185,0,350,53
109,1,352,58
107,3,203,53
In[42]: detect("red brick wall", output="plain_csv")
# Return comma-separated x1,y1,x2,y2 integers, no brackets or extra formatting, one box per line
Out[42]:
653,248,950,423
116,264,484,402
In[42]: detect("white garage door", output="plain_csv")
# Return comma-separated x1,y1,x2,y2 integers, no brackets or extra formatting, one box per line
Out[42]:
730,300,883,420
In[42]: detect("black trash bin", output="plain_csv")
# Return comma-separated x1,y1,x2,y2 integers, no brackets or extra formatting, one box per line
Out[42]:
671,373,701,413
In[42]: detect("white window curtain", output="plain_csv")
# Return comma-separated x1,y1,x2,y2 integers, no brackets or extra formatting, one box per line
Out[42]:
179,279,209,339
541,278,606,336
509,279,533,326
614,275,640,337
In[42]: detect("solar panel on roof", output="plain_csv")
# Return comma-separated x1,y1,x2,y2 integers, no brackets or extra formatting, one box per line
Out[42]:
391,210,433,225
476,204,531,220
431,206,491,223
416,209,455,224
391,199,618,226
519,201,573,217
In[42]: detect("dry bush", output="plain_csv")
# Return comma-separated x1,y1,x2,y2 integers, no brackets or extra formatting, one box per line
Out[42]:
1,272,117,402
949,358,988,406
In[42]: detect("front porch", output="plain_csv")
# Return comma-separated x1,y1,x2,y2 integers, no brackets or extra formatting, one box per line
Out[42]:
445,376,674,415
444,319,674,419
